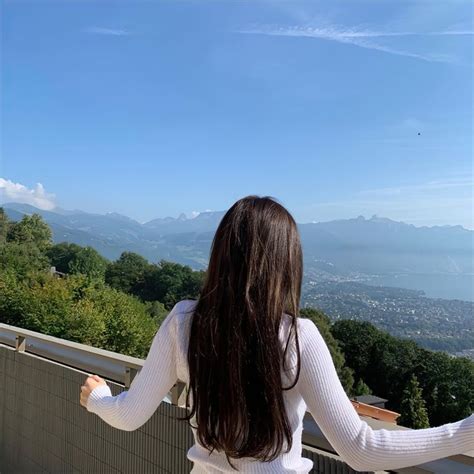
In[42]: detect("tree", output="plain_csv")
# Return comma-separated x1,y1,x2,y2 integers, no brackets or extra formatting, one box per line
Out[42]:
420,351,474,426
88,285,157,358
47,242,83,273
353,378,372,396
331,319,381,377
145,300,169,326
67,246,109,280
398,374,430,429
105,251,151,294
0,241,50,279
141,259,204,308
0,208,9,244
0,213,52,279
370,334,419,409
332,318,474,425
64,297,107,348
20,274,76,337
1,271,158,358
444,356,474,421
0,271,30,325
300,307,354,394
7,213,52,252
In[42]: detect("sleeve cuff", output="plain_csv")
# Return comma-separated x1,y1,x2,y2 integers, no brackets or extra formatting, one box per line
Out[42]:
86,383,113,413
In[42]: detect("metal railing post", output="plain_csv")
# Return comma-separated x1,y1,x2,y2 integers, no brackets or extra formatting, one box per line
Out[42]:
170,381,186,405
124,367,138,388
15,335,26,352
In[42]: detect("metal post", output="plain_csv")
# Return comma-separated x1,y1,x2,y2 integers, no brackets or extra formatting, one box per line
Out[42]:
124,367,138,388
170,381,186,405
15,335,26,352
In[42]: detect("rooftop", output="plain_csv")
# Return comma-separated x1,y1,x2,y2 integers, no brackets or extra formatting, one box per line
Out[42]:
352,395,389,405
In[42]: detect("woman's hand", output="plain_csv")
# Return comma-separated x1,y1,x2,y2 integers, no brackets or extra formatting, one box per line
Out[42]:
80,374,108,409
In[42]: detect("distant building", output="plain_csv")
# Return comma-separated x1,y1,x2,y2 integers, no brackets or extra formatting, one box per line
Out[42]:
49,266,66,278
351,394,388,409
350,397,399,424
350,395,399,424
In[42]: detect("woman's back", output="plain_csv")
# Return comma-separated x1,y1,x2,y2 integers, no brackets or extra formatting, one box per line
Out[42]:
175,299,314,473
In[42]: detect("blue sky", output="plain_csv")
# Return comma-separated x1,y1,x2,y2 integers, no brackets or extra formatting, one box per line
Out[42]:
1,1,473,228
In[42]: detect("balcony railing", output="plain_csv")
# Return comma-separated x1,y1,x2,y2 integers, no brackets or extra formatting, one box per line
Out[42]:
1,322,473,474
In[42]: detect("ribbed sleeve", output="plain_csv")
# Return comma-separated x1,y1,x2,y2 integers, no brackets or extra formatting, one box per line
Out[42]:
298,317,474,472
85,301,179,431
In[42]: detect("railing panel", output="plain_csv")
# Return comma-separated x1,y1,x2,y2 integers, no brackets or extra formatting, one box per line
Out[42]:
0,344,195,473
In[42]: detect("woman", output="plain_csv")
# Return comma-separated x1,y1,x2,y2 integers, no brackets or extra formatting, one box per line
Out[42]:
80,195,474,473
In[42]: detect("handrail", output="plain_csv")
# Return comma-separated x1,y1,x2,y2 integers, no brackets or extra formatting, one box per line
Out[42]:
0,322,141,385
0,322,187,401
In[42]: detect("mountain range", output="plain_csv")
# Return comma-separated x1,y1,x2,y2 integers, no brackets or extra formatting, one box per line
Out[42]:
3,202,473,302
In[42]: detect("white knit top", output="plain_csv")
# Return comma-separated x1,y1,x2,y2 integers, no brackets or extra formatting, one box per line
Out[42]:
86,299,474,473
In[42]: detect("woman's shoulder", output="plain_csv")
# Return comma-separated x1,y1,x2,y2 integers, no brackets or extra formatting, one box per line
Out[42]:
280,314,323,353
170,299,198,330
296,316,323,342
281,312,316,332
174,298,199,314
296,316,317,331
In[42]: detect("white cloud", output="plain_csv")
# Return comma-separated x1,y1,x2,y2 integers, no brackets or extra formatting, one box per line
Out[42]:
0,178,56,210
236,24,473,63
84,27,130,36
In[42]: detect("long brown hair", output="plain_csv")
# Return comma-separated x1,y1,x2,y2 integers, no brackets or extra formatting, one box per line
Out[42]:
178,195,303,469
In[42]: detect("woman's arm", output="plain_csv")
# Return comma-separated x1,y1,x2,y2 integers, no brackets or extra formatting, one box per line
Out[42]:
85,302,179,431
298,318,474,472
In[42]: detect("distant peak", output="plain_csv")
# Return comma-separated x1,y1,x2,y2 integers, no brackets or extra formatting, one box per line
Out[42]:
105,212,138,223
369,214,394,224
106,212,127,218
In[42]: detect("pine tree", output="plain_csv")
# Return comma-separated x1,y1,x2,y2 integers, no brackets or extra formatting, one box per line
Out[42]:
399,374,430,429
353,378,372,396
